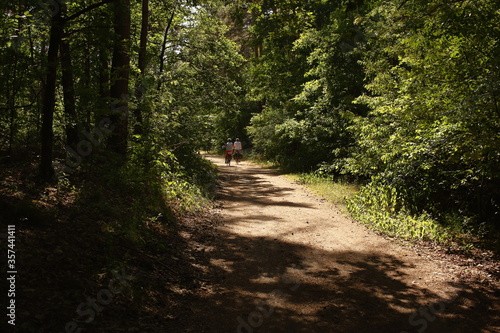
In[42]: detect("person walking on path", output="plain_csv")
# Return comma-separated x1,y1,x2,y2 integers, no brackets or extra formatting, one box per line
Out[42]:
233,138,243,164
223,138,234,165
233,138,242,153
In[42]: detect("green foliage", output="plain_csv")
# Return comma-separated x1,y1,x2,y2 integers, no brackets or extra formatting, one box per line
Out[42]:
151,2,247,151
127,138,219,213
246,0,368,171
346,180,450,243
294,172,358,207
1,0,227,239
346,0,500,228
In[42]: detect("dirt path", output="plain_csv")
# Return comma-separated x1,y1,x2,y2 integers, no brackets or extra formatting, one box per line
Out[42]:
182,155,499,333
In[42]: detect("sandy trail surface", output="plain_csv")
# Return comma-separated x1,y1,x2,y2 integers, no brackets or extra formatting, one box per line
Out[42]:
181,155,499,333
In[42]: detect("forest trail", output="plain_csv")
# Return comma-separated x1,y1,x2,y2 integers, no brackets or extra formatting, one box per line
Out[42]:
181,155,499,333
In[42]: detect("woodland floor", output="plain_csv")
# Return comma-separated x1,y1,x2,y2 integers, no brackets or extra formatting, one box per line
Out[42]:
1,154,499,332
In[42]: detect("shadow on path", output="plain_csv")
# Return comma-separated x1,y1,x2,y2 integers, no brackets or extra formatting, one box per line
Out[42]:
177,156,500,333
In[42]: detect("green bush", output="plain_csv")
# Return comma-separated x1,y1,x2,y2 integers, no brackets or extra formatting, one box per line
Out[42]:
346,180,450,243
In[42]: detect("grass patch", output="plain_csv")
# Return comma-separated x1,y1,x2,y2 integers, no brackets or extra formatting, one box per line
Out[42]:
346,182,449,242
286,173,359,209
345,182,497,250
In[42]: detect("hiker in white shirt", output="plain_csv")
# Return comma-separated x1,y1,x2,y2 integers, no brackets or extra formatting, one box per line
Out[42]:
234,138,242,153
223,138,234,160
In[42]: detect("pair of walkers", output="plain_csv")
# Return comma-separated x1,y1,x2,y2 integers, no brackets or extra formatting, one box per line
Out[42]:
223,138,242,165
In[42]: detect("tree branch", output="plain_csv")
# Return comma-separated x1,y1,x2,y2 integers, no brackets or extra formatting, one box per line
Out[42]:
64,0,114,23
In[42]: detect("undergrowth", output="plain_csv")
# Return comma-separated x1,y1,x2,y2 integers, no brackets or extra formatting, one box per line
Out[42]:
48,145,220,252
96,148,218,243
0,147,219,332
291,173,359,208
243,149,281,169
346,181,498,250
346,183,449,242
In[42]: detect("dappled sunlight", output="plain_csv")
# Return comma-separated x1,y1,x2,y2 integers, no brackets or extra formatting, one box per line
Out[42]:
190,228,462,332
183,155,500,333
209,258,234,274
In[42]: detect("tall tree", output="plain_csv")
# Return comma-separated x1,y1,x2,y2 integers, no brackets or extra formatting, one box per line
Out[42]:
59,31,79,147
133,0,149,135
108,0,131,156
38,0,115,179
39,1,64,179
157,9,176,91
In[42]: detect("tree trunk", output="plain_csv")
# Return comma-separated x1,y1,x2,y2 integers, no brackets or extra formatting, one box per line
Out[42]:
6,50,15,155
98,46,110,119
8,17,22,154
60,32,79,147
39,6,63,180
157,10,175,91
108,0,131,157
134,0,149,135
98,11,110,123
